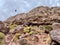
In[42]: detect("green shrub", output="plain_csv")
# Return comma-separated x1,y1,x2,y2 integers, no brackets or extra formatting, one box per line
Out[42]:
29,31,33,35
0,32,5,45
9,24,17,29
0,32,5,39
13,33,21,42
23,26,31,33
43,25,52,31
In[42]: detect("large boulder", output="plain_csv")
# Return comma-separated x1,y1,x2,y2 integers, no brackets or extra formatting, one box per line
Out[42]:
50,29,60,43
52,23,60,30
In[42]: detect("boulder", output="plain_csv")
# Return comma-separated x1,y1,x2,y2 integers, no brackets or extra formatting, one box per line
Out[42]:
50,29,60,43
52,23,60,30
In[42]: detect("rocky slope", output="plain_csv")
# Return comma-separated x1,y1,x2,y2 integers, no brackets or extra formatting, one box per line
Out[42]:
0,6,60,45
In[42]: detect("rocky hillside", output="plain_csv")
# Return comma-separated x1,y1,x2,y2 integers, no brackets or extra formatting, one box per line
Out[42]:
0,6,60,45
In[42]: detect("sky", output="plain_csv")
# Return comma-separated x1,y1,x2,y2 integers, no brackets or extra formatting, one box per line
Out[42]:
0,0,60,21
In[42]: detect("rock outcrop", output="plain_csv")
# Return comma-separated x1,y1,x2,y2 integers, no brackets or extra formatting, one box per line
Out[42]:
1,6,60,45
4,6,60,26
50,29,60,44
0,21,9,34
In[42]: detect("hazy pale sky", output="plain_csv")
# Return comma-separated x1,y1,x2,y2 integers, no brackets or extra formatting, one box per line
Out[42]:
0,0,60,21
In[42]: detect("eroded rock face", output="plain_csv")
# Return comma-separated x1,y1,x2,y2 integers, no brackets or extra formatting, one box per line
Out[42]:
50,29,60,43
4,13,27,25
1,6,60,45
0,21,4,29
0,21,9,34
4,6,60,26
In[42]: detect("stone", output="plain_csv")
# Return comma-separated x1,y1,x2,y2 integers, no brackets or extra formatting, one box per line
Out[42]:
52,23,60,30
50,29,60,43
19,38,29,45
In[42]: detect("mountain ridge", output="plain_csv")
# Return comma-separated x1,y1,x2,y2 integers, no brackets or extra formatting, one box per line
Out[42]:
0,6,60,45
4,6,60,26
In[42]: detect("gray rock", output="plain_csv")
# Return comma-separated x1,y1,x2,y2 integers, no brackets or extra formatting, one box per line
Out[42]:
52,23,60,30
50,29,60,43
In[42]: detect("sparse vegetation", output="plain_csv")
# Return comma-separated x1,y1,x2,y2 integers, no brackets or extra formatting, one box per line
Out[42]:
0,32,5,39
0,32,5,45
9,24,17,29
23,26,32,33
29,31,33,35
43,25,53,31
0,6,60,45
13,33,21,42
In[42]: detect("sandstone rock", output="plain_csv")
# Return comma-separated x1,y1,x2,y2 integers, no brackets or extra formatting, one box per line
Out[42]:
0,21,9,34
50,29,60,43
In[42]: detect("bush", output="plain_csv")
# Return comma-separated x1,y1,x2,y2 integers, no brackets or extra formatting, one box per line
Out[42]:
13,33,21,42
9,24,17,29
0,32,5,39
0,32,5,45
23,26,31,33
29,31,33,35
43,25,52,31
